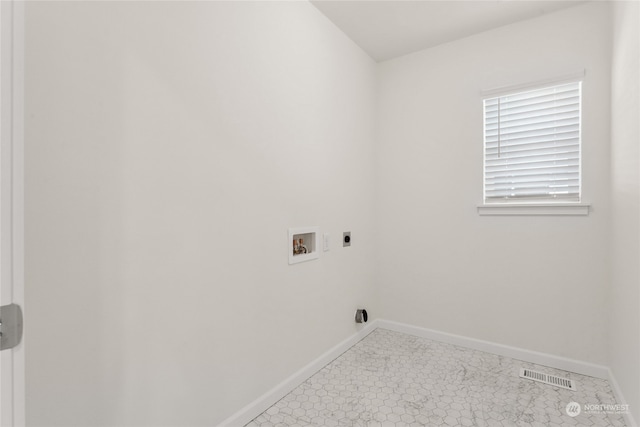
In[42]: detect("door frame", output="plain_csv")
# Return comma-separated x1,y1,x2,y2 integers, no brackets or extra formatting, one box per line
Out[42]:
1,1,25,426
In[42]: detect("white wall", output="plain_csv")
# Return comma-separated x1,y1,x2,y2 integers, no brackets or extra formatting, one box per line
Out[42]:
375,2,612,365
610,0,640,422
24,1,639,425
24,2,377,425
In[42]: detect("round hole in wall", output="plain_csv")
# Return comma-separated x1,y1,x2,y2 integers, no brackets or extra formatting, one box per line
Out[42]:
355,309,368,324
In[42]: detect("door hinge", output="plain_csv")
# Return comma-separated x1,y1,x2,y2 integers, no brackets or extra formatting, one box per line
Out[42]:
0,303,23,351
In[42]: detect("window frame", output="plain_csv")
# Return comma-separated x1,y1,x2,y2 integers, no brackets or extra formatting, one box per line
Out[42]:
478,72,590,216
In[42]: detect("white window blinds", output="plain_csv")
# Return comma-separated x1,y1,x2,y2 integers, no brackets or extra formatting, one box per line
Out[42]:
483,81,582,203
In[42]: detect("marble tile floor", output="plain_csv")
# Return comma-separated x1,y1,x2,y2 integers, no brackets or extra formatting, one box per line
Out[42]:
246,328,627,427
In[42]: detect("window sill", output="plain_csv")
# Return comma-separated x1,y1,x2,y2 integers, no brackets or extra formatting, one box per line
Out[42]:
477,203,590,216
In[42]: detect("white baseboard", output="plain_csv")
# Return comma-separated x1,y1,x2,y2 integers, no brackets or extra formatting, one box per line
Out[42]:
377,319,610,379
216,320,378,427
607,368,638,427
219,319,633,427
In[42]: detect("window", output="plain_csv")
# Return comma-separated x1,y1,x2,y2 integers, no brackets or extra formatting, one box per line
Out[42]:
483,80,582,205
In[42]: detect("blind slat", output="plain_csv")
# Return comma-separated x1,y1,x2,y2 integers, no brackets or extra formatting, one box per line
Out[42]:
485,141,579,157
485,133,579,149
485,92,579,112
487,179,580,192
485,111,580,130
486,152,580,167
485,123,579,140
486,171,579,183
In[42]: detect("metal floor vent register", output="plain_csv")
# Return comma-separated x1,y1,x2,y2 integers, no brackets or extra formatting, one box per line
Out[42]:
519,368,576,391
